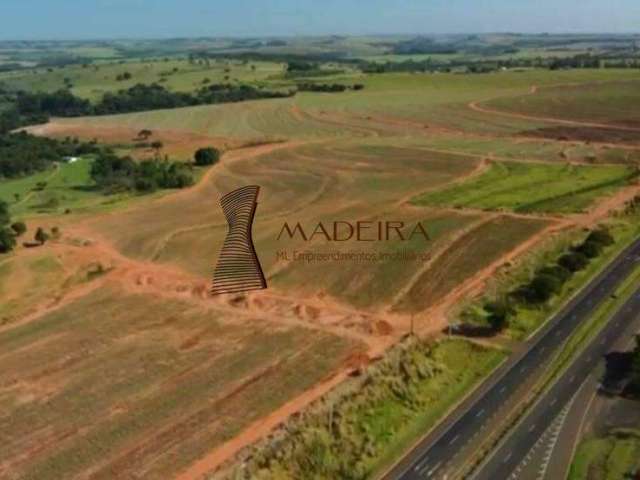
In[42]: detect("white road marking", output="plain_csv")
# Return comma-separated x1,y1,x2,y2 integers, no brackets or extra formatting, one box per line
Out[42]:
449,434,460,446
426,461,442,477
476,409,485,418
414,456,430,471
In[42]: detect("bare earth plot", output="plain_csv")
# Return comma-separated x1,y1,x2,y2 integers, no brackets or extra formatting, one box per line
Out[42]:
0,284,359,480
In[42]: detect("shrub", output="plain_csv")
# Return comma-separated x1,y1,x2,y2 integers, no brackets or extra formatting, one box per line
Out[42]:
10,221,26,236
34,227,49,245
574,239,603,259
558,252,590,272
194,147,220,166
537,264,572,284
0,227,16,253
586,228,614,247
484,300,513,331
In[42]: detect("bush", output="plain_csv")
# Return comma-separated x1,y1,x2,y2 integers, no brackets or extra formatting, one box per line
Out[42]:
586,228,614,247
574,239,603,259
194,147,220,166
0,227,16,253
558,251,590,272
530,273,563,302
537,264,572,284
35,227,49,245
10,221,26,236
484,300,513,331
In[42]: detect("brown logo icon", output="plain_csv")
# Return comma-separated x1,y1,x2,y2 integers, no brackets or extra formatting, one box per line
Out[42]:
211,185,267,295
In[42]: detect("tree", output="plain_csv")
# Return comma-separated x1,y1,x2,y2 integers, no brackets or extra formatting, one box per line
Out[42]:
629,335,640,395
0,227,16,253
35,227,49,245
485,299,513,332
0,200,9,226
194,147,220,166
10,221,26,236
151,141,164,154
137,129,153,140
575,240,602,259
558,252,589,272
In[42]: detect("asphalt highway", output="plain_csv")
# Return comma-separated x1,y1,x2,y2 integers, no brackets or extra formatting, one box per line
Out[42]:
473,282,640,480
385,236,640,480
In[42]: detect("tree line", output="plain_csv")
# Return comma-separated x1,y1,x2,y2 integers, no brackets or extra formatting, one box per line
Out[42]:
297,82,364,93
0,132,100,179
484,227,615,332
0,83,294,131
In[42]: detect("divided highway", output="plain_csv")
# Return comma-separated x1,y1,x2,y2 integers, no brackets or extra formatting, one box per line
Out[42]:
473,282,640,479
385,236,640,480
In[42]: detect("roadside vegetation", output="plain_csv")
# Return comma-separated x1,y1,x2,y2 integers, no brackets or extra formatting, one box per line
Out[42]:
463,197,640,339
569,429,640,480
221,338,506,480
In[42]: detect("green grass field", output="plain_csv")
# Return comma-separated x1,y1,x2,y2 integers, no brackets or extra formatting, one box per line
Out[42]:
0,158,103,217
411,161,637,213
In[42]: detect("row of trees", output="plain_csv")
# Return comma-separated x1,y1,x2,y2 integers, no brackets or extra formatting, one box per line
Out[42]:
5,83,294,123
485,227,615,332
297,83,364,93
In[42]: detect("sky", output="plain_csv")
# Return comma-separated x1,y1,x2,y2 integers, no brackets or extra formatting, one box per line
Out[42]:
3,0,640,40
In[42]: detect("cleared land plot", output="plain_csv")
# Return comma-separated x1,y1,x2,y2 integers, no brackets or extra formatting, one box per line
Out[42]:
84,141,479,261
99,142,481,309
0,248,107,327
0,284,358,480
270,210,481,309
411,161,636,213
44,70,640,142
394,215,549,313
488,80,640,129
296,70,640,135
